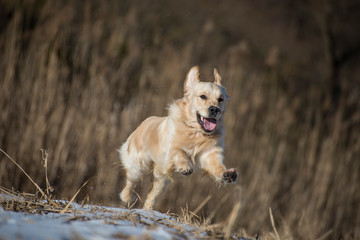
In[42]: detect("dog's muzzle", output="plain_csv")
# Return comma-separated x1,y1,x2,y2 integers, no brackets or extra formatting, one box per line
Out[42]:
197,106,221,133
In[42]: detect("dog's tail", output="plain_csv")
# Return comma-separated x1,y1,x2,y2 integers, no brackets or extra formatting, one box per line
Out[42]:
118,139,129,166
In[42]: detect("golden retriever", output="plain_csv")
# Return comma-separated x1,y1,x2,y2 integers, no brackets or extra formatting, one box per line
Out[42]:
119,66,237,209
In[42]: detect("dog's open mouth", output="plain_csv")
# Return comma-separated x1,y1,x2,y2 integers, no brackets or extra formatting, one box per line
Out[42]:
197,113,217,133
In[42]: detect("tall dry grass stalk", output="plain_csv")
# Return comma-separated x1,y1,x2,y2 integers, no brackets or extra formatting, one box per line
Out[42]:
1,0,359,239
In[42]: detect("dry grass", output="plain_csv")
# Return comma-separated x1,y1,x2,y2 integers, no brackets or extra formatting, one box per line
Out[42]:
0,187,70,214
1,0,360,239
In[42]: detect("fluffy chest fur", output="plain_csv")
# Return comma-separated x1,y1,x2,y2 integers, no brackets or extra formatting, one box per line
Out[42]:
168,99,224,163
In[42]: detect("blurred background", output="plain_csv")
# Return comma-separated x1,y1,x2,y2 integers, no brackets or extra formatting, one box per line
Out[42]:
1,0,360,238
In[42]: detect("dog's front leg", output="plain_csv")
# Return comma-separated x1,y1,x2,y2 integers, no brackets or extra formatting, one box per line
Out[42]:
171,149,193,175
199,147,237,183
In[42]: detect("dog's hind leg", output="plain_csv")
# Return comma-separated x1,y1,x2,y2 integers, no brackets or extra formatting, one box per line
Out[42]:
119,157,147,205
119,174,138,204
143,170,169,210
119,141,145,205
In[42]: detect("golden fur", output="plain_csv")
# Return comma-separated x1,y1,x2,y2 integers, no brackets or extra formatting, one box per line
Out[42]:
119,66,237,209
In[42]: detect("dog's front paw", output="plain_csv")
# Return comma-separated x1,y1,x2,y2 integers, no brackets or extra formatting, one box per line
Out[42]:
223,168,238,183
175,166,193,176
180,169,193,175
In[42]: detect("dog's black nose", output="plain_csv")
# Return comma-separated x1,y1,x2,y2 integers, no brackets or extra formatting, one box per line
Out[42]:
209,106,220,117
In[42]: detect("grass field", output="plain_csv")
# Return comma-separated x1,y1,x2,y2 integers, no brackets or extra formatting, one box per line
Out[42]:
1,0,360,239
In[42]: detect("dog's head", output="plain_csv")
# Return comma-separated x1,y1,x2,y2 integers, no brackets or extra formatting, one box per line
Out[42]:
183,66,229,134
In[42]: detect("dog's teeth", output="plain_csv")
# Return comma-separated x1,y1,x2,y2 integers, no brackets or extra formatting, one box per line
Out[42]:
201,116,204,121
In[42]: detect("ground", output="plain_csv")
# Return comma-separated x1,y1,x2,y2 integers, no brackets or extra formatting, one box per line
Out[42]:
0,193,253,240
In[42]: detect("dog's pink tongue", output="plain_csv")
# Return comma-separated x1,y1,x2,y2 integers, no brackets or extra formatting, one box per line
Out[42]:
203,118,216,131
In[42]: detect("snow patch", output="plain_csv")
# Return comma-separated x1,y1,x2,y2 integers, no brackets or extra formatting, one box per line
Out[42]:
0,197,199,240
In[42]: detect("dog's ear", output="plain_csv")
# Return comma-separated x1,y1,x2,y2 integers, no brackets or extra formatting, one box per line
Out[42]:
184,66,200,94
213,68,222,86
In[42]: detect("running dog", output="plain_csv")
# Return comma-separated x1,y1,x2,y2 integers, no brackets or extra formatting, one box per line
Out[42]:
119,66,238,209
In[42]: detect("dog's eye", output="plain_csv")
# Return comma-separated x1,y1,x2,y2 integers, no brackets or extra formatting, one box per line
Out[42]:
218,97,224,102
200,95,207,100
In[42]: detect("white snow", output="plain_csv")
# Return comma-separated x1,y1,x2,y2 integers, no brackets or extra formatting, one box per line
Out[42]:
0,195,202,240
